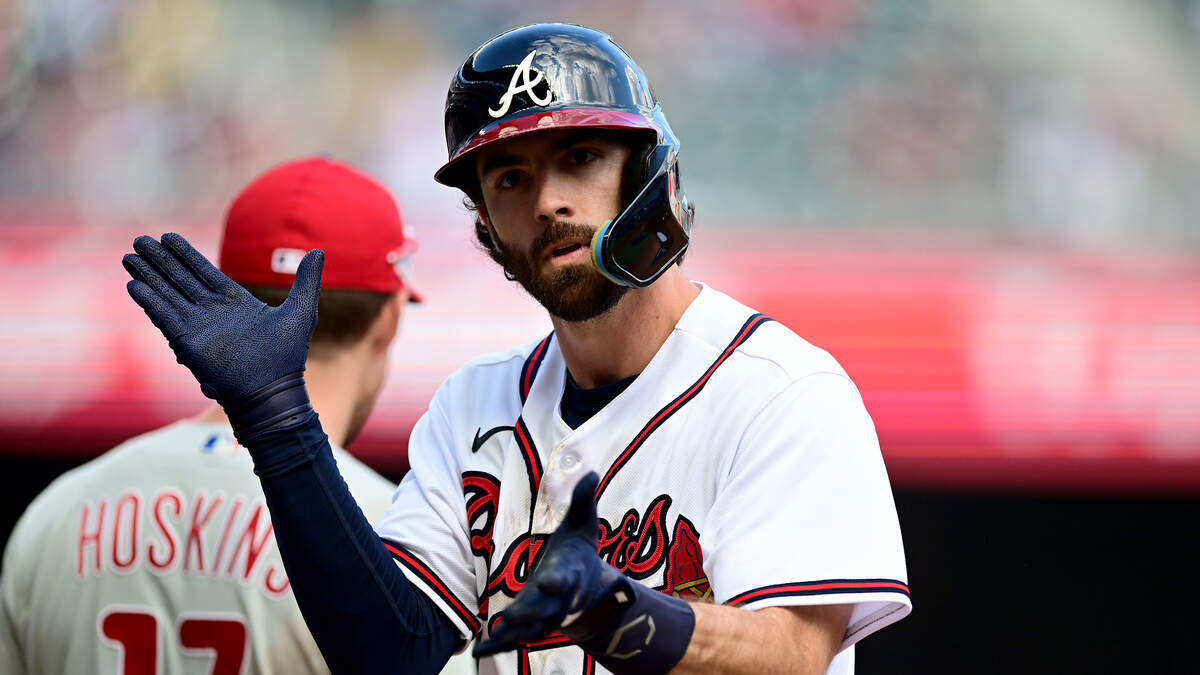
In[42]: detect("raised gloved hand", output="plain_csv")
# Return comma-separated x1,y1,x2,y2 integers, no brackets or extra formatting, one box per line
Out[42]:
475,472,695,674
123,233,323,443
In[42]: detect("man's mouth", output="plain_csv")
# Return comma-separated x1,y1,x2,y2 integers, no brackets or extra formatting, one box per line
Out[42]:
542,238,590,262
550,242,585,258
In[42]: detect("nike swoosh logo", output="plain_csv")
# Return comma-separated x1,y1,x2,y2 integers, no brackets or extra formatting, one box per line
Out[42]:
472,425,515,453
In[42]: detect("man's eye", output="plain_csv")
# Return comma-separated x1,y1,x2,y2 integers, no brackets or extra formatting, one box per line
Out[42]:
497,171,523,189
569,149,598,164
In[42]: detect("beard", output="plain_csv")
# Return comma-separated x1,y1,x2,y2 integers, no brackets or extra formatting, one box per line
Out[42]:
494,221,628,323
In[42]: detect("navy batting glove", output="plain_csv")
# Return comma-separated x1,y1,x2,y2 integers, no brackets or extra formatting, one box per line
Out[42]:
475,472,695,674
123,233,323,444
474,472,621,654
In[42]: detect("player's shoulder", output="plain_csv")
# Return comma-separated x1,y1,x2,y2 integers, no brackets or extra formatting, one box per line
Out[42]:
3,421,197,561
23,421,196,496
103,419,221,458
681,283,848,382
431,334,551,409
452,336,549,380
14,420,236,518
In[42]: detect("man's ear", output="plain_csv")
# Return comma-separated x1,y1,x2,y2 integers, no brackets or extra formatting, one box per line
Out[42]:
476,202,505,251
366,290,406,354
476,200,493,229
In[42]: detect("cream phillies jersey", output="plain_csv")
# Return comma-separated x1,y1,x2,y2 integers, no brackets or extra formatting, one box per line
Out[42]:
0,420,403,675
376,284,911,675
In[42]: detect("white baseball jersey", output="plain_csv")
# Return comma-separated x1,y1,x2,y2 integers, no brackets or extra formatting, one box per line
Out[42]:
376,283,911,675
0,420,473,675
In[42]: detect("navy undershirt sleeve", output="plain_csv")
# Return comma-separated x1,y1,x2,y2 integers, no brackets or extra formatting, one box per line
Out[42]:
245,411,462,674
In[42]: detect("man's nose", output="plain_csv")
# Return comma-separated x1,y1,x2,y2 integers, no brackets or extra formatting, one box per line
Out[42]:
534,173,575,224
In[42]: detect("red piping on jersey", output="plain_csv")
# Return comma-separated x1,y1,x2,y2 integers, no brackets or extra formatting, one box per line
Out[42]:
520,334,553,404
382,539,482,634
514,416,544,532
525,632,572,650
514,417,542,488
727,578,911,607
595,313,774,500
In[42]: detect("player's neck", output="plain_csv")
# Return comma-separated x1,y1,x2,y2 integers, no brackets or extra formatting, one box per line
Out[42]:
551,268,700,389
300,349,365,448
190,351,361,448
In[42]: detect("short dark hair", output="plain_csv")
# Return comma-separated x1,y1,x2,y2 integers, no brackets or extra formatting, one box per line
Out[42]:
242,284,392,358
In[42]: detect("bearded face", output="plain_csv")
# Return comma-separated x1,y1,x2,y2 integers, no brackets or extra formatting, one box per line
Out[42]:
471,129,637,320
493,221,628,323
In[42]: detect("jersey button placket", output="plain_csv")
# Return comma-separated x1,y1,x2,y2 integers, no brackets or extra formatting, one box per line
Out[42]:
554,449,583,522
535,444,565,531
560,452,579,472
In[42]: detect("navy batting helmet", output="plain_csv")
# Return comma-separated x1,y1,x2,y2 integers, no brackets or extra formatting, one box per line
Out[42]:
435,23,694,288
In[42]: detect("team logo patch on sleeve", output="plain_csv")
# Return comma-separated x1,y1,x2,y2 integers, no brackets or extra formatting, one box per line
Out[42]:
663,516,711,602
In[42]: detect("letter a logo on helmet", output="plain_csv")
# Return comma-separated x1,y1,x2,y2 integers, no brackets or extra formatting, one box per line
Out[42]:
488,51,552,118
436,24,695,289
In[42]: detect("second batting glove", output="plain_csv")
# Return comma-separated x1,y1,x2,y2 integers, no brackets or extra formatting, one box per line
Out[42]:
475,472,695,674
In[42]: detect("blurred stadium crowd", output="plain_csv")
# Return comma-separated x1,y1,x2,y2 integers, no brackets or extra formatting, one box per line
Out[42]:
3,0,1199,250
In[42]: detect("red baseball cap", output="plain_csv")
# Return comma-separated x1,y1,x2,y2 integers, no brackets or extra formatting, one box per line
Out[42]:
219,156,422,301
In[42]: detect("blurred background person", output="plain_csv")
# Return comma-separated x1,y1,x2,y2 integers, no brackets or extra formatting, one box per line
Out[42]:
0,157,473,674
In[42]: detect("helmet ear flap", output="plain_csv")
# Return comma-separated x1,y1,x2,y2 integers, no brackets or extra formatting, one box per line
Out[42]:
621,139,656,207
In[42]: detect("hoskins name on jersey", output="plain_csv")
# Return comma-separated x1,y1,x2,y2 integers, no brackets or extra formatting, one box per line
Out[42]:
74,488,290,598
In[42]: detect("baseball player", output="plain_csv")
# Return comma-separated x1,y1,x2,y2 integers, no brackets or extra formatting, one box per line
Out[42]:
117,24,910,675
0,158,472,675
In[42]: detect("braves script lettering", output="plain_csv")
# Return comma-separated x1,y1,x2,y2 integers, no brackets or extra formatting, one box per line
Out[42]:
464,471,501,565
598,495,671,580
468,487,712,613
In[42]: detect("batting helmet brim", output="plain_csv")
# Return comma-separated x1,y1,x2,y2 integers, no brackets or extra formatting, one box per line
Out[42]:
433,108,660,190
